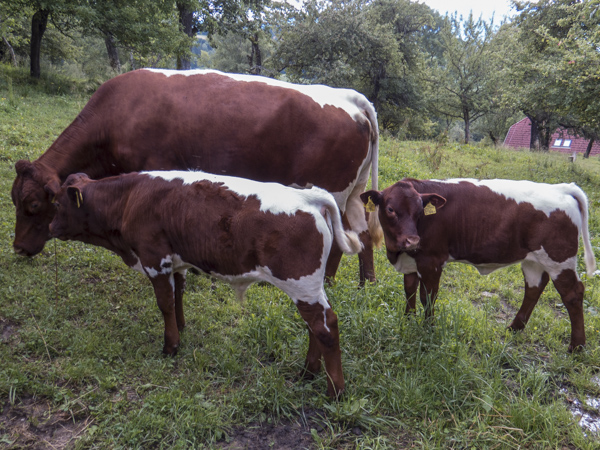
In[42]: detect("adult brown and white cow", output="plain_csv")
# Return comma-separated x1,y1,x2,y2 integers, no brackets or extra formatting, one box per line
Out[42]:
361,178,597,351
49,170,363,398
11,68,380,283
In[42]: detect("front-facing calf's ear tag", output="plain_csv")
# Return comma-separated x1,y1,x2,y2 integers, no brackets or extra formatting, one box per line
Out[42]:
365,196,376,213
424,202,436,215
76,191,83,208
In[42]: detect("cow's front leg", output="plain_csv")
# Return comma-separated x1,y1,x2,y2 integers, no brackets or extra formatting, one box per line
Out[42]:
358,229,376,285
174,271,186,332
419,267,442,320
150,274,181,355
404,272,420,314
295,299,344,398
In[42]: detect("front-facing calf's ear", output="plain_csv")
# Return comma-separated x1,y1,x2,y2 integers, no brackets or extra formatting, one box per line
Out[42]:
421,193,446,210
360,190,382,207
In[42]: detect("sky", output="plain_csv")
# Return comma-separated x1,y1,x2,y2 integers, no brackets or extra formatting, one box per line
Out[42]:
419,0,517,23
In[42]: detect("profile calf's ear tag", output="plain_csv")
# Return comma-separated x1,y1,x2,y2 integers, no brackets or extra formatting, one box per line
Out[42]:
365,196,377,213
76,190,83,208
424,202,436,215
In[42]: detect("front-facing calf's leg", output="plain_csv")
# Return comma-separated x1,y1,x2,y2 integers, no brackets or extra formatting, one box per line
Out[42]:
404,273,420,314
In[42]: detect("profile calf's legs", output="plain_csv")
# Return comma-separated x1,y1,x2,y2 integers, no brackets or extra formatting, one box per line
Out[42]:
150,274,181,355
295,299,344,398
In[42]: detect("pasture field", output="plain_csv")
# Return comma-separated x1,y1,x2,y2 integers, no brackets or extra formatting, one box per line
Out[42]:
1,66,600,448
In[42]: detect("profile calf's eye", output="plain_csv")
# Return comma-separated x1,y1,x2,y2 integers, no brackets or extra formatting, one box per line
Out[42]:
29,202,41,212
387,207,394,214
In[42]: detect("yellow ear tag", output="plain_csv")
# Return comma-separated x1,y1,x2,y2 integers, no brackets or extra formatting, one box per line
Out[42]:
424,202,436,216
365,196,376,213
76,191,83,208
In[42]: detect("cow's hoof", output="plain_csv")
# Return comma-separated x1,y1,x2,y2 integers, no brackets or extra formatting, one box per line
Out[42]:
327,386,345,399
568,343,585,353
507,321,526,331
162,345,179,356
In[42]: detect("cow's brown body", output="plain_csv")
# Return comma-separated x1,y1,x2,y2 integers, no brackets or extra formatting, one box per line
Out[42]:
12,69,380,282
362,178,596,351
50,170,364,397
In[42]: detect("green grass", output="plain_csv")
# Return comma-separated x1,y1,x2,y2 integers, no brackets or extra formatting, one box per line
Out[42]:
1,65,600,448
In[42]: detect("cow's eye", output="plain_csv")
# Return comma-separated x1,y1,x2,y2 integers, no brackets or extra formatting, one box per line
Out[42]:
30,201,40,212
387,206,394,214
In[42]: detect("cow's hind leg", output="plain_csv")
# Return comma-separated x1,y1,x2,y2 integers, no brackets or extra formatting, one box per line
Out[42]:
509,261,549,331
325,240,343,284
552,269,586,351
295,297,344,398
301,329,322,379
150,274,181,355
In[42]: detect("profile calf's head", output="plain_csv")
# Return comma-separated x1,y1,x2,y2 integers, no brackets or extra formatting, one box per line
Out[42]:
49,173,93,242
361,181,446,253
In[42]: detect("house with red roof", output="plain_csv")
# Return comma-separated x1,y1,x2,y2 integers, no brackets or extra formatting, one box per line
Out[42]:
503,117,600,157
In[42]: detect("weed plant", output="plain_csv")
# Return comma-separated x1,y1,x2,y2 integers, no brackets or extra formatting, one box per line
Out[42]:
1,66,600,448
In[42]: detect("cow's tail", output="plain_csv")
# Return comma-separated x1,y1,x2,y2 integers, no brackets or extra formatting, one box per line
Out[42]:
362,98,384,248
321,193,363,255
571,184,597,276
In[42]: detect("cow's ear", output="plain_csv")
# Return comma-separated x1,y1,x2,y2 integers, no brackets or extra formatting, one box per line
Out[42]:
421,193,446,211
67,186,84,208
64,173,90,187
44,178,61,198
15,160,33,176
360,190,382,209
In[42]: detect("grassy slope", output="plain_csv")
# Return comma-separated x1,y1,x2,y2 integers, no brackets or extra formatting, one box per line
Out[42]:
1,66,600,448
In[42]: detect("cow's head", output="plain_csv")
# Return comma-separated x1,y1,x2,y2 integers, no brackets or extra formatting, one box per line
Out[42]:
11,160,61,256
48,173,93,242
361,181,446,258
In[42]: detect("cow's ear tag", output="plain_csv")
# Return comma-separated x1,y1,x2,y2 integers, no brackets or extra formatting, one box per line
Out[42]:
365,196,377,213
424,202,436,215
76,190,83,208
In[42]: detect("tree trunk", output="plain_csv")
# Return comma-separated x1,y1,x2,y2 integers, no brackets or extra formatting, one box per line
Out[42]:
584,137,594,159
30,9,49,78
463,105,470,144
488,131,498,147
176,2,194,70
248,33,261,75
104,32,121,73
2,36,17,67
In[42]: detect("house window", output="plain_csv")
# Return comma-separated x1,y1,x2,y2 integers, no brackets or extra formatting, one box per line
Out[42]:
553,139,562,147
562,139,572,147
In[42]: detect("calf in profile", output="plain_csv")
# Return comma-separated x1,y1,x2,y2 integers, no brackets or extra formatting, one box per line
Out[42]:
50,170,363,397
361,178,596,351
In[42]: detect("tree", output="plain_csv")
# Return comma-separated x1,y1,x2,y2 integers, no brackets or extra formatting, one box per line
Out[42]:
273,0,435,135
426,13,497,144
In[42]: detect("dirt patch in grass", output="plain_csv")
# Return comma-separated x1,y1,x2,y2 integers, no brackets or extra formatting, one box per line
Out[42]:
220,410,321,450
0,396,90,449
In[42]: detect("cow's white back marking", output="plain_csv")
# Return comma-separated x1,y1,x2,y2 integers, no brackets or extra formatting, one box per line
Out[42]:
145,170,333,219
142,68,363,121
435,179,582,227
